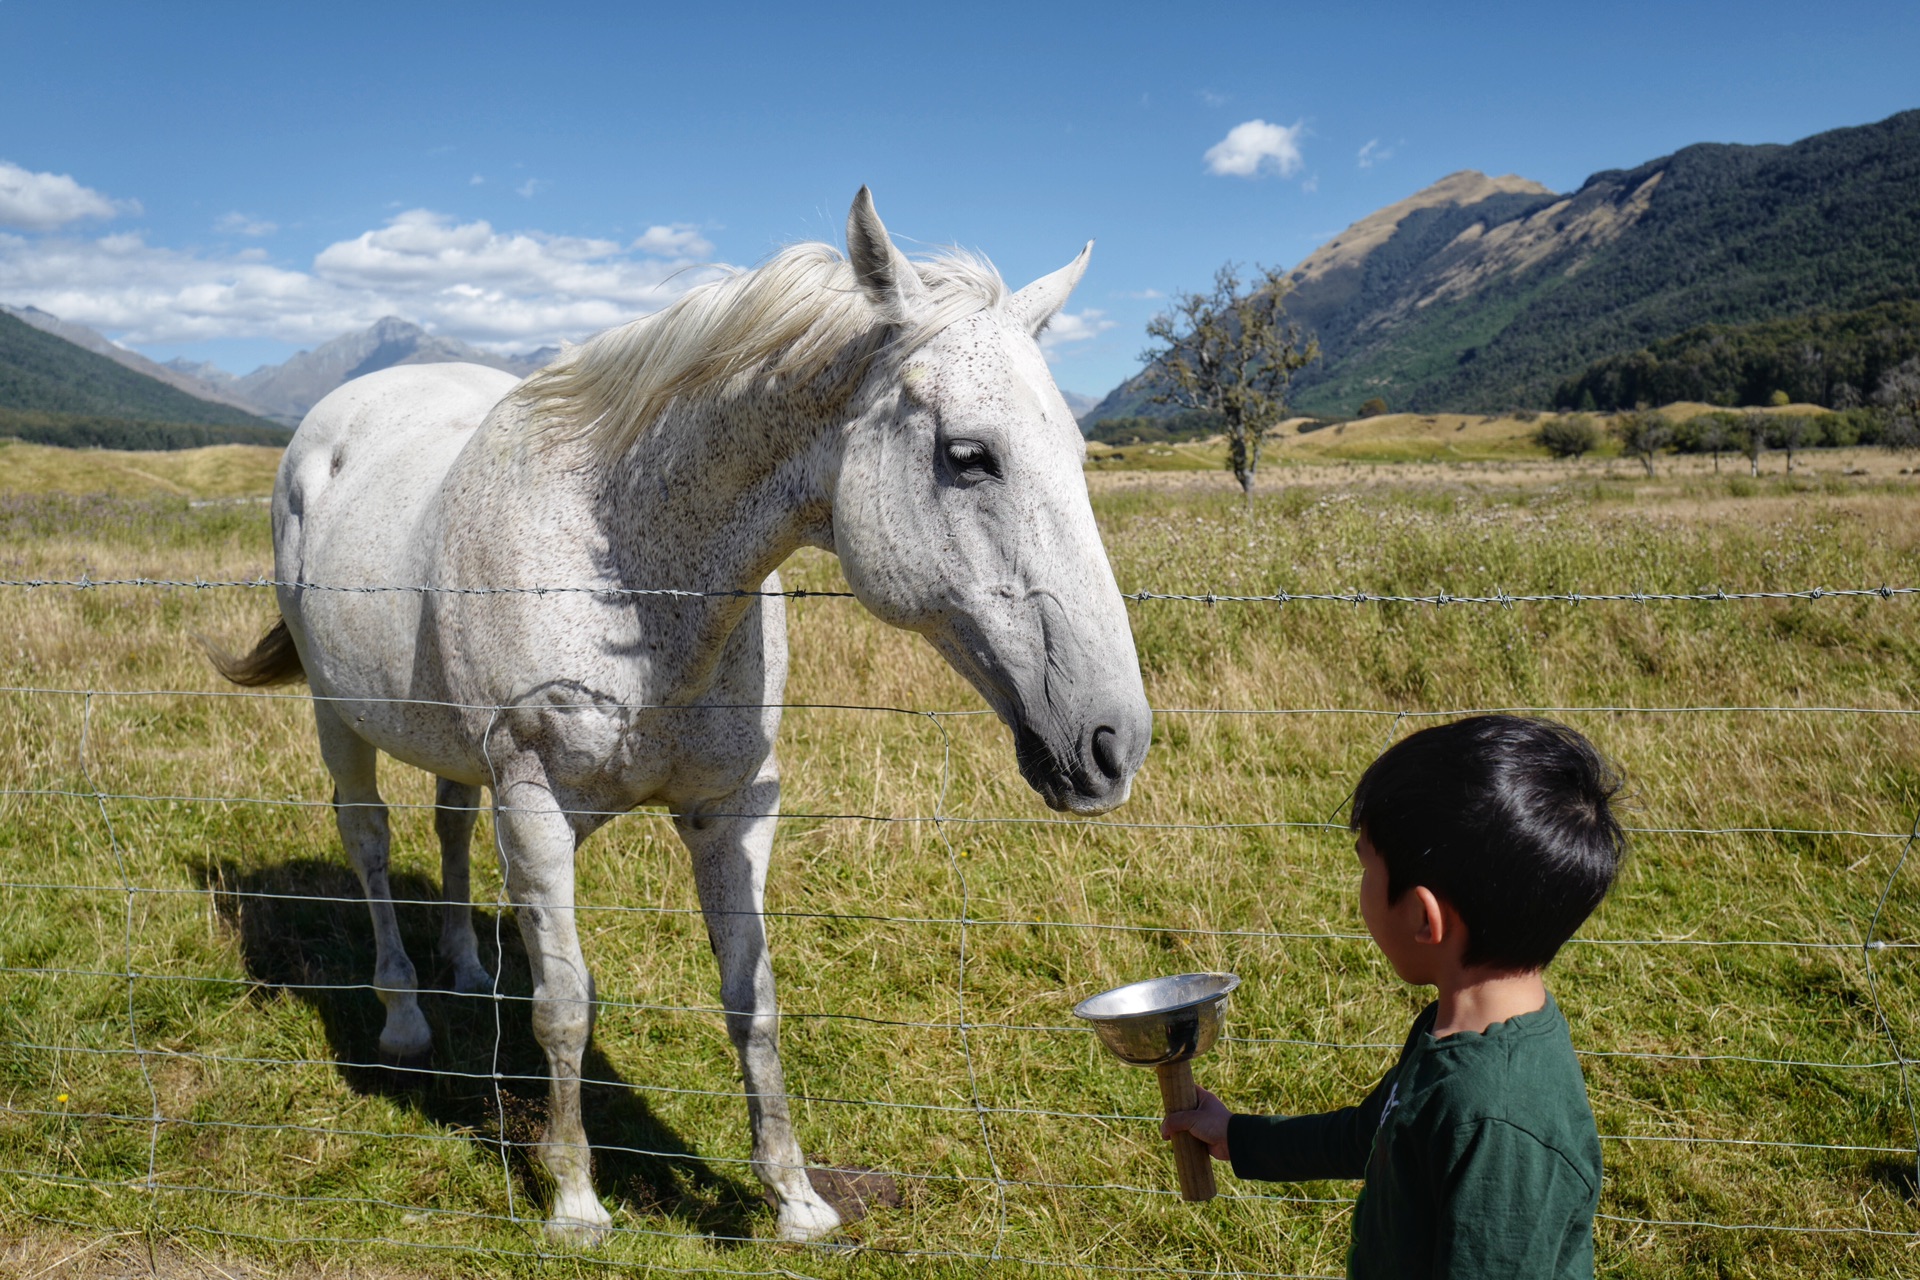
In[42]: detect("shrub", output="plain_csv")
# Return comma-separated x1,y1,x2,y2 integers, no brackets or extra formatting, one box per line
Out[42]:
1535,414,1600,459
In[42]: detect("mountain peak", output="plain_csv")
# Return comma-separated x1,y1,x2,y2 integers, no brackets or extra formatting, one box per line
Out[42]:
232,316,554,424
1290,170,1556,286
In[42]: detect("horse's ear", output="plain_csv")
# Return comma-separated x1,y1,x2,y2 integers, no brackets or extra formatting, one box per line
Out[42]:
1009,241,1093,337
846,186,929,322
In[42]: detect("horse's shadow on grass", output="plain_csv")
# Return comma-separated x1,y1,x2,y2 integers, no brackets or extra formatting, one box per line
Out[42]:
202,855,765,1242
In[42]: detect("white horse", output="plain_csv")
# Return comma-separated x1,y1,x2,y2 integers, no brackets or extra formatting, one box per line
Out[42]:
213,189,1150,1243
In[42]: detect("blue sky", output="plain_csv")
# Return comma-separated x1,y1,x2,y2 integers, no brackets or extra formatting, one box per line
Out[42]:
2,1,1916,398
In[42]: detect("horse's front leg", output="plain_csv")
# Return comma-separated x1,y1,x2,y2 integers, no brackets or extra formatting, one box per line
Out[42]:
677,753,841,1243
492,775,611,1244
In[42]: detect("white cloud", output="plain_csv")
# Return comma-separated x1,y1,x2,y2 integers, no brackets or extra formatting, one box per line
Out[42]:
515,178,547,198
1203,119,1305,179
0,160,136,231
470,173,486,186
1122,288,1164,300
631,223,713,258
0,207,721,350
1302,175,1320,194
1197,89,1229,108
1357,139,1395,169
216,212,277,237
1037,308,1116,362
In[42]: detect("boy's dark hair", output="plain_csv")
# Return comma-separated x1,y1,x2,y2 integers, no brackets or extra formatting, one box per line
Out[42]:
1349,715,1625,971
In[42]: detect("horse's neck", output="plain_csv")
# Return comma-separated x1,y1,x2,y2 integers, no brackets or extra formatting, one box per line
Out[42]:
595,388,838,596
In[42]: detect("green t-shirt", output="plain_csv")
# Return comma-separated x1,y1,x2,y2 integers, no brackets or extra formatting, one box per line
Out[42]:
1226,994,1600,1279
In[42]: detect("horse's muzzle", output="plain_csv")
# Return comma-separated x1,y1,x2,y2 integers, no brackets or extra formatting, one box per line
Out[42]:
1013,716,1147,816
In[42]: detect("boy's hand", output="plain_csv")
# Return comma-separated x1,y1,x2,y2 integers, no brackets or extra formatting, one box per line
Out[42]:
1160,1085,1232,1161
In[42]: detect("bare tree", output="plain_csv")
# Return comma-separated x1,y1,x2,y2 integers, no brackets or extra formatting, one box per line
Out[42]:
1144,263,1321,497
1611,410,1673,477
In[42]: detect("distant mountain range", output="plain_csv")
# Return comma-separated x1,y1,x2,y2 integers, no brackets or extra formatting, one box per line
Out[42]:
1058,389,1100,421
1089,108,1920,420
5,300,1104,439
227,318,558,426
0,310,562,437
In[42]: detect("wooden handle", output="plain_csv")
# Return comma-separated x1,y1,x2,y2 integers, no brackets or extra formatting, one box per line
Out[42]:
1155,1059,1217,1202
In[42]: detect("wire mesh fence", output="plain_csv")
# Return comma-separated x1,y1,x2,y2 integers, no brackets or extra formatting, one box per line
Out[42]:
1,576,1916,1276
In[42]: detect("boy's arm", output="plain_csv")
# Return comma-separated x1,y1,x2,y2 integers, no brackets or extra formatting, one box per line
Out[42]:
1430,1120,1598,1277
1223,1069,1395,1183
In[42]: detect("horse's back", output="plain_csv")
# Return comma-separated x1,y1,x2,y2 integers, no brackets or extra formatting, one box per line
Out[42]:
277,363,515,569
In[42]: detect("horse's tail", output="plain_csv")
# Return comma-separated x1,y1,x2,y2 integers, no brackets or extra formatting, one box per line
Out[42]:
202,617,306,687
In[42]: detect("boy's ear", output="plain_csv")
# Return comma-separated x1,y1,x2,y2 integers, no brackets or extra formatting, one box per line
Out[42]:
1411,886,1450,947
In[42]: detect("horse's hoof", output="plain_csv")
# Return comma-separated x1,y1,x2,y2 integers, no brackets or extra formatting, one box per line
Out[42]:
378,1045,434,1086
545,1213,612,1248
775,1196,843,1243
448,963,494,996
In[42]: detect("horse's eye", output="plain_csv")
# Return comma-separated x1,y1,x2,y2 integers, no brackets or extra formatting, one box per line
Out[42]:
943,439,997,480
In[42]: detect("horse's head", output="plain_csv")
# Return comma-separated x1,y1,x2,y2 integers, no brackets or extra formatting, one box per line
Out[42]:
831,190,1151,816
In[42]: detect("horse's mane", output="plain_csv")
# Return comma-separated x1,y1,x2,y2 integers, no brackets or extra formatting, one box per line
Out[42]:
514,241,1007,461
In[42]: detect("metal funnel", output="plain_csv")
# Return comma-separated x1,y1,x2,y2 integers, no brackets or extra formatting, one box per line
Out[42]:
1074,972,1240,1201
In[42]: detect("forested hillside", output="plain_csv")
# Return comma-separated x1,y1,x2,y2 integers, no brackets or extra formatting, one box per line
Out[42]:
1553,301,1920,410
0,310,287,449
1304,110,1920,413
0,310,282,430
1089,110,1920,423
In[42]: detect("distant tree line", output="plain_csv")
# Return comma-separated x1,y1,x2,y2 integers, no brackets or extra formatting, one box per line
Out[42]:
1533,402,1916,475
1552,300,1920,412
0,408,292,451
1084,410,1226,446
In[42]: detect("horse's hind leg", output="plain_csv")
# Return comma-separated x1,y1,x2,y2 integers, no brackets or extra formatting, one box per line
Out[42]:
313,709,433,1068
678,756,841,1243
433,778,493,994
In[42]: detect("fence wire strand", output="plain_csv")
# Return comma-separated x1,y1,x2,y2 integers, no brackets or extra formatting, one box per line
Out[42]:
3,574,1917,1269
1,573,1914,610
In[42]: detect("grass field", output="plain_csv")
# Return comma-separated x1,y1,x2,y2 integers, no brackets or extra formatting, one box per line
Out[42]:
1,441,1917,1278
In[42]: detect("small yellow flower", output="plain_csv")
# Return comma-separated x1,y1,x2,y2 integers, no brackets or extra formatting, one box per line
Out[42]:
56,1094,68,1104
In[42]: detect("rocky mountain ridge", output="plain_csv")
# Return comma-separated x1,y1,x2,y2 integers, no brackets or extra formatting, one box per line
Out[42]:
1089,109,1920,419
231,318,557,425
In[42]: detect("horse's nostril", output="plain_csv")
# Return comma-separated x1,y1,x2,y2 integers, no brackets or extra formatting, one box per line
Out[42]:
1090,725,1123,782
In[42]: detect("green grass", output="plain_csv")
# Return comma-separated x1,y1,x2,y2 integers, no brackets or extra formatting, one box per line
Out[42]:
1,460,1917,1278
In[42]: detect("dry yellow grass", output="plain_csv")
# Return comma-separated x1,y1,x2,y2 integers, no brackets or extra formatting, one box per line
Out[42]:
0,441,282,500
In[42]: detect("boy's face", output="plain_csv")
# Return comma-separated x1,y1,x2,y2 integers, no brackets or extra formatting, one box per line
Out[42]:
1356,830,1433,984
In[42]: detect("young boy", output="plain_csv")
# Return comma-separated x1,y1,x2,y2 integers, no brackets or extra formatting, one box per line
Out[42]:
1163,714,1625,1278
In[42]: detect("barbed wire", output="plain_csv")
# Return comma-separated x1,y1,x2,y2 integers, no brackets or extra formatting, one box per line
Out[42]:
0,573,1914,608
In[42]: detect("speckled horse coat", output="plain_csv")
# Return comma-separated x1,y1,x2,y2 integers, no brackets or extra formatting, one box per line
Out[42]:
216,189,1151,1243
